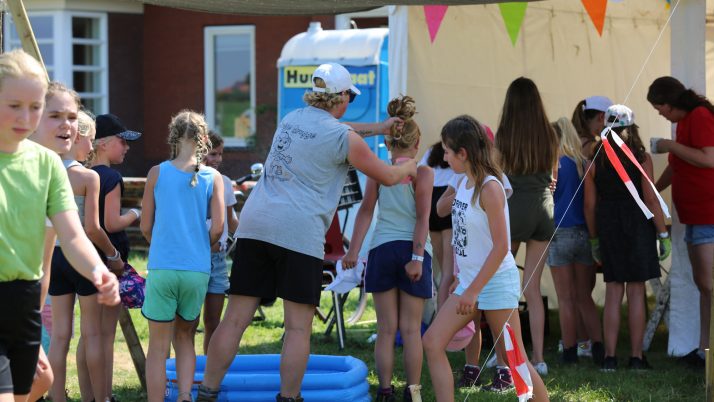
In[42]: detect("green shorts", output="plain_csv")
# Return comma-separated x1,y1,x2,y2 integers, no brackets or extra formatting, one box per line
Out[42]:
141,270,209,322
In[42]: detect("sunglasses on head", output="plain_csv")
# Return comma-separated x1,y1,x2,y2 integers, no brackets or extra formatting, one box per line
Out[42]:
343,90,357,103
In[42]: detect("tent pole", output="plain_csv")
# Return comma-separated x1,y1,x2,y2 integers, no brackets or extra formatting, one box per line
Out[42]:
4,0,48,80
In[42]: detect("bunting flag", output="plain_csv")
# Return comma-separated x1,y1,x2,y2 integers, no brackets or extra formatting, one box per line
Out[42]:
423,5,448,43
503,323,533,402
581,0,608,36
498,2,528,46
601,128,671,219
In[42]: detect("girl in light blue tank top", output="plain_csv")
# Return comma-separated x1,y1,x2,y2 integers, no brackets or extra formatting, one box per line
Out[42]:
343,96,432,401
140,111,225,402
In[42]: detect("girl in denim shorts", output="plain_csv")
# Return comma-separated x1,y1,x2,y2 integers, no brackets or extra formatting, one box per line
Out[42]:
548,117,604,365
423,115,548,402
648,77,714,366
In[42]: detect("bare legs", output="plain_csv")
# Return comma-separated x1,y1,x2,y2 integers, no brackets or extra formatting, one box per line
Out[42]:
424,296,549,402
48,294,75,402
431,229,454,309
202,293,226,354
513,240,549,363
689,243,714,352
603,281,646,358
372,289,425,390
550,262,602,350
201,295,260,390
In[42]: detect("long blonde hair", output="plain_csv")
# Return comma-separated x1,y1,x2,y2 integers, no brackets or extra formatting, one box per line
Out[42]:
441,115,503,206
495,77,558,175
167,110,211,187
385,95,420,150
553,117,586,178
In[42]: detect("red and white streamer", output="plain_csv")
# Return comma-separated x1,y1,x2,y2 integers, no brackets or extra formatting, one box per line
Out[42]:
503,323,533,402
600,127,671,220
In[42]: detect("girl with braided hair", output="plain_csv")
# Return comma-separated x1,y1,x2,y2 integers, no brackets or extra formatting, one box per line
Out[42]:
343,95,433,402
140,110,225,402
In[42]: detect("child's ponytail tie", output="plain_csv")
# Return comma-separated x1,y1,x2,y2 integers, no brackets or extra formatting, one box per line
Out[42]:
190,164,199,187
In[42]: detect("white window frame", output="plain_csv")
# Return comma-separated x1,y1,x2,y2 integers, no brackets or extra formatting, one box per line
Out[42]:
3,10,109,114
204,25,256,148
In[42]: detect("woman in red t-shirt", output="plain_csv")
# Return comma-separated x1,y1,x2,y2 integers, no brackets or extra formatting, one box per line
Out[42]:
648,76,714,367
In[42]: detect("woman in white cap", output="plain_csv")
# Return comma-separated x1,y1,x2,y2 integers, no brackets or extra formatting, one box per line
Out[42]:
196,62,416,402
571,96,614,158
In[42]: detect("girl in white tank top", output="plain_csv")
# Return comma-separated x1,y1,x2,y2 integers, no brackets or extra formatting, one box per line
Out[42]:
422,115,549,402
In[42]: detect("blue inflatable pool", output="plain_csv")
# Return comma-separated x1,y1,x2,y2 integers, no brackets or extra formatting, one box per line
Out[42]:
165,354,370,402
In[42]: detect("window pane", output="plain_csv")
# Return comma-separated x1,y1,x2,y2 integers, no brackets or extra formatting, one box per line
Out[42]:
72,17,99,39
81,97,100,115
39,43,54,65
7,15,52,40
30,16,53,39
213,33,253,143
73,44,100,66
73,71,101,93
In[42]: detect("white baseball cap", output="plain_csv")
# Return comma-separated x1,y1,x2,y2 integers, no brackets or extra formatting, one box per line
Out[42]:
583,96,613,112
311,63,361,95
605,104,635,127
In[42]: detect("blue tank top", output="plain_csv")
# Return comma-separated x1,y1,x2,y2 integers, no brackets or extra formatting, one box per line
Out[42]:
553,156,586,227
147,161,216,273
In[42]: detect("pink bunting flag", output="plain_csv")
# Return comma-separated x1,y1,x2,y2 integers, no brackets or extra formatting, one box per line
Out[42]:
504,323,533,402
423,5,448,43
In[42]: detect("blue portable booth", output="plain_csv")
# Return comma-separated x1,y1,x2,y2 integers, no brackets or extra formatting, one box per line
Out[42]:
277,23,390,161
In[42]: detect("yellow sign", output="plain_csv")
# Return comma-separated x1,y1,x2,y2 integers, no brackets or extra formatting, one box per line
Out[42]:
284,66,317,88
283,66,376,89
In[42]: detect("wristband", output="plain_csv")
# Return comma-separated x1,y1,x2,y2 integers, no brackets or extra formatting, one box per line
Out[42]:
129,208,141,219
411,253,424,262
106,249,121,262
658,232,670,239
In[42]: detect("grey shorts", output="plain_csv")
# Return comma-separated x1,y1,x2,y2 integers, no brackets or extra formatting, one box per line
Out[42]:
547,225,594,267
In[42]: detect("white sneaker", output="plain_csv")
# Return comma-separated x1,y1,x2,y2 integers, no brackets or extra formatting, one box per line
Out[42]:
533,361,548,376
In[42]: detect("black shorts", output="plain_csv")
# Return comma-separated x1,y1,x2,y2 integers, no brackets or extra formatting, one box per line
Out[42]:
229,239,323,306
0,280,41,395
49,246,98,297
429,186,452,232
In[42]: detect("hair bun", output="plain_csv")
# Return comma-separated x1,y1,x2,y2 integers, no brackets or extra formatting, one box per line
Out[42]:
387,95,416,121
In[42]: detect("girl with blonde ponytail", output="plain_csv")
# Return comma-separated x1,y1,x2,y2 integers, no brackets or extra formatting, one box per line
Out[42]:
343,95,432,402
140,110,224,402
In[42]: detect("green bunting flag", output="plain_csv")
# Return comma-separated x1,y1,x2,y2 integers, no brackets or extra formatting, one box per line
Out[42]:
498,2,528,46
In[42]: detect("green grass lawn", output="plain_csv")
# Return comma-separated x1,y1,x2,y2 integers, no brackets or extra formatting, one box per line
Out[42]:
58,254,704,401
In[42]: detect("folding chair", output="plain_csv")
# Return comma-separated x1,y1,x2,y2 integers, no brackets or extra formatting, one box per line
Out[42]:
315,167,364,350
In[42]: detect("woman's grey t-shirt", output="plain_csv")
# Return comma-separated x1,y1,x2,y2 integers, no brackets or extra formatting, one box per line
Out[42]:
236,106,351,259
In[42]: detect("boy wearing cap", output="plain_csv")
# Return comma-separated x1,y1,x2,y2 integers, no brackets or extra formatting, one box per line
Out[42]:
87,113,141,400
196,62,417,402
